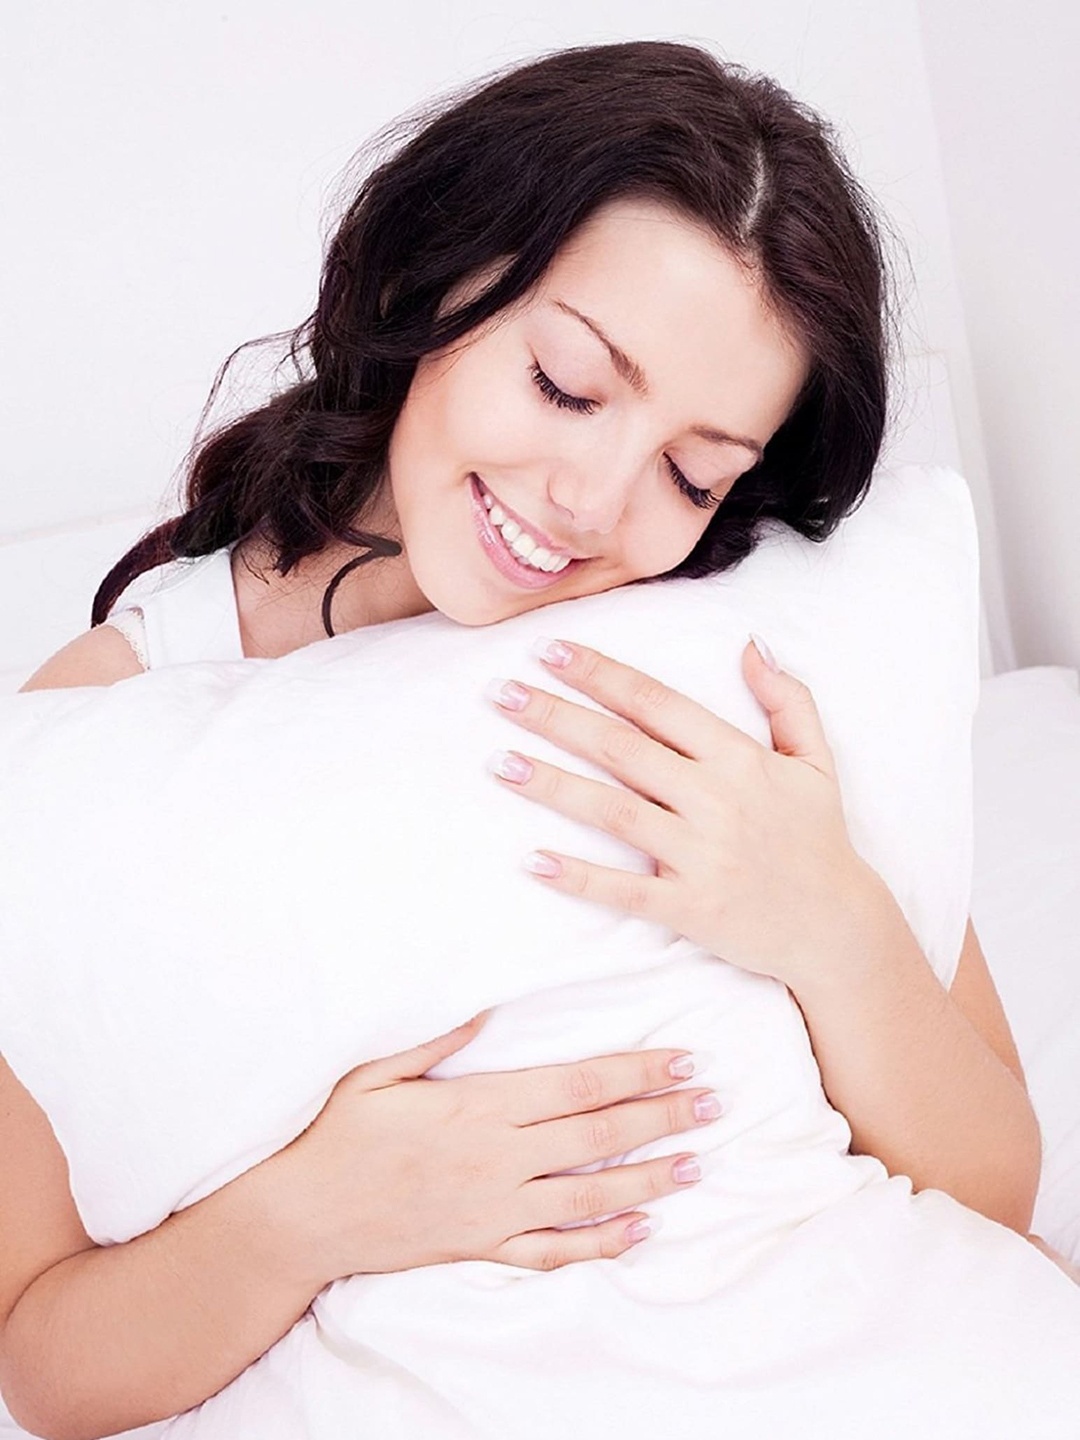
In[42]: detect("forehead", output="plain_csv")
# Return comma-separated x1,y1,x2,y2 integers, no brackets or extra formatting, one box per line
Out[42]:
525,197,809,431
538,196,775,334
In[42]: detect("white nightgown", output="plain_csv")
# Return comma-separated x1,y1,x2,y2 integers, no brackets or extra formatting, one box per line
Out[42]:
104,547,245,669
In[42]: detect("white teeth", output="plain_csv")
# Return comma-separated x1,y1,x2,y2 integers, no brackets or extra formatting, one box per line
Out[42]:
502,526,569,572
478,482,574,573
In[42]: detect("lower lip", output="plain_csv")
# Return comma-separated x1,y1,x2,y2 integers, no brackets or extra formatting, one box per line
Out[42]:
468,475,585,591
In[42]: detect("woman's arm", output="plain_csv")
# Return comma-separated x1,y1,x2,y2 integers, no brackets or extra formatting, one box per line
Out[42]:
0,1053,331,1440
789,867,1041,1234
1,1031,714,1440
19,625,146,691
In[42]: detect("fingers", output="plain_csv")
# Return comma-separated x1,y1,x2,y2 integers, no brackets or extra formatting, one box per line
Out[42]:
357,1011,491,1087
490,708,695,830
522,1084,722,1176
494,1049,701,1127
519,1149,703,1235
491,751,682,861
527,638,759,765
489,1211,658,1271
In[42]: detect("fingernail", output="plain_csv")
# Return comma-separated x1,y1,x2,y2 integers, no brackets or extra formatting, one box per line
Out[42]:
484,678,530,710
749,632,780,673
523,851,562,878
693,1092,723,1122
625,1214,663,1245
673,1156,702,1185
533,637,574,667
489,749,533,783
668,1048,720,1082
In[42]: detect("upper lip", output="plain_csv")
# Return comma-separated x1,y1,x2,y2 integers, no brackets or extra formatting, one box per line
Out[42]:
474,476,588,560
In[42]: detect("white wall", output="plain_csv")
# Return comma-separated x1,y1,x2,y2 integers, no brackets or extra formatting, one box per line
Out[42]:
1,0,997,684
919,0,1080,672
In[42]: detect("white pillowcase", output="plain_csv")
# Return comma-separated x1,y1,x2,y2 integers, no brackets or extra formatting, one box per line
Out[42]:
0,463,980,1250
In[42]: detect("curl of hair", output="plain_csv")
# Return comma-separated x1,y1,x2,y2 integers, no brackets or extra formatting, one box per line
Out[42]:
93,38,899,632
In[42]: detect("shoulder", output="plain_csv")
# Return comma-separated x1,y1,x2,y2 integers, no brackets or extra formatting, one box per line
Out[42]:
20,623,146,691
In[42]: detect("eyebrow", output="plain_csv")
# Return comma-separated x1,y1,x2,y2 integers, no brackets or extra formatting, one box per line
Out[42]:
549,298,766,464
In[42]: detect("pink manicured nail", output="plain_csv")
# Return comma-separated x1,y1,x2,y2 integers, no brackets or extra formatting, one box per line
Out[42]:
749,632,780,673
625,1216,655,1245
490,750,533,783
673,1156,702,1185
693,1093,723,1122
533,637,573,667
485,678,530,710
523,851,562,878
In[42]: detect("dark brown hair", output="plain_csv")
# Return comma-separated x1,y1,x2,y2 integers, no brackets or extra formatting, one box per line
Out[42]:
92,39,897,633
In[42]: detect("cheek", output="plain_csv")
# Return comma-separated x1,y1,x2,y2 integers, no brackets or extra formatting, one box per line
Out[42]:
620,506,711,579
397,351,504,458
463,388,546,462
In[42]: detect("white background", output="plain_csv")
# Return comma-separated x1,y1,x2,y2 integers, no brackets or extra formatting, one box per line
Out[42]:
2,0,1076,686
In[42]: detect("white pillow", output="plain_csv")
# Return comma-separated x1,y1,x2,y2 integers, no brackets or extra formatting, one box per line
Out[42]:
970,664,1080,1262
0,462,980,1253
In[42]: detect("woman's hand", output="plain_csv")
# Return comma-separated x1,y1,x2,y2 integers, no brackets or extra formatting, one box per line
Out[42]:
271,1012,720,1286
484,633,878,992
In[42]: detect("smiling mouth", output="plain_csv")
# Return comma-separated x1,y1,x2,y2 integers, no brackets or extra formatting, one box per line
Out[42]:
468,474,589,590
472,476,587,564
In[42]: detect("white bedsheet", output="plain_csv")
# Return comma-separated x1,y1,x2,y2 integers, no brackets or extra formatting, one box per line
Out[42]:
971,664,1080,1263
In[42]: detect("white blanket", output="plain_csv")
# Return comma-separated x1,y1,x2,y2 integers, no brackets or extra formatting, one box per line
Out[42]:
2,466,1079,1437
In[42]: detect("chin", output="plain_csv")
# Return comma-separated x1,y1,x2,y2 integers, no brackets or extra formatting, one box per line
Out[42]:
427,580,558,627
438,597,533,628
414,577,509,628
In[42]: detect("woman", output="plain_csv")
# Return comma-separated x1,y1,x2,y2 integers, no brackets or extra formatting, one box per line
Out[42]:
3,38,1074,1440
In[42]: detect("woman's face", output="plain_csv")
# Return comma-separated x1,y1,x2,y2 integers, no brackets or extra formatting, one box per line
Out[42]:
378,195,810,627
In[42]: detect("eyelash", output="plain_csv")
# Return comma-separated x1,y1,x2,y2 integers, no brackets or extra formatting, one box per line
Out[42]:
528,362,721,511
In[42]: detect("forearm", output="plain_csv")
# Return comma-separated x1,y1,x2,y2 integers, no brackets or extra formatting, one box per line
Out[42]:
0,1149,329,1440
790,868,1041,1234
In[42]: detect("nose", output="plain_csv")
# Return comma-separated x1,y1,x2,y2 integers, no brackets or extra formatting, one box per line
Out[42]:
546,454,643,540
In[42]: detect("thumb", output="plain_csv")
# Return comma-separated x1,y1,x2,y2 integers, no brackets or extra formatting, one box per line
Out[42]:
360,1009,493,1086
743,634,835,776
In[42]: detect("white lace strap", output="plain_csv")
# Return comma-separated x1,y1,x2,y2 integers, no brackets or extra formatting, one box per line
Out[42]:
103,606,150,671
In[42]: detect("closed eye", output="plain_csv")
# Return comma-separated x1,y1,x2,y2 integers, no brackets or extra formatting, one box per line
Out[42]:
530,361,596,414
663,455,721,512
528,362,721,511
